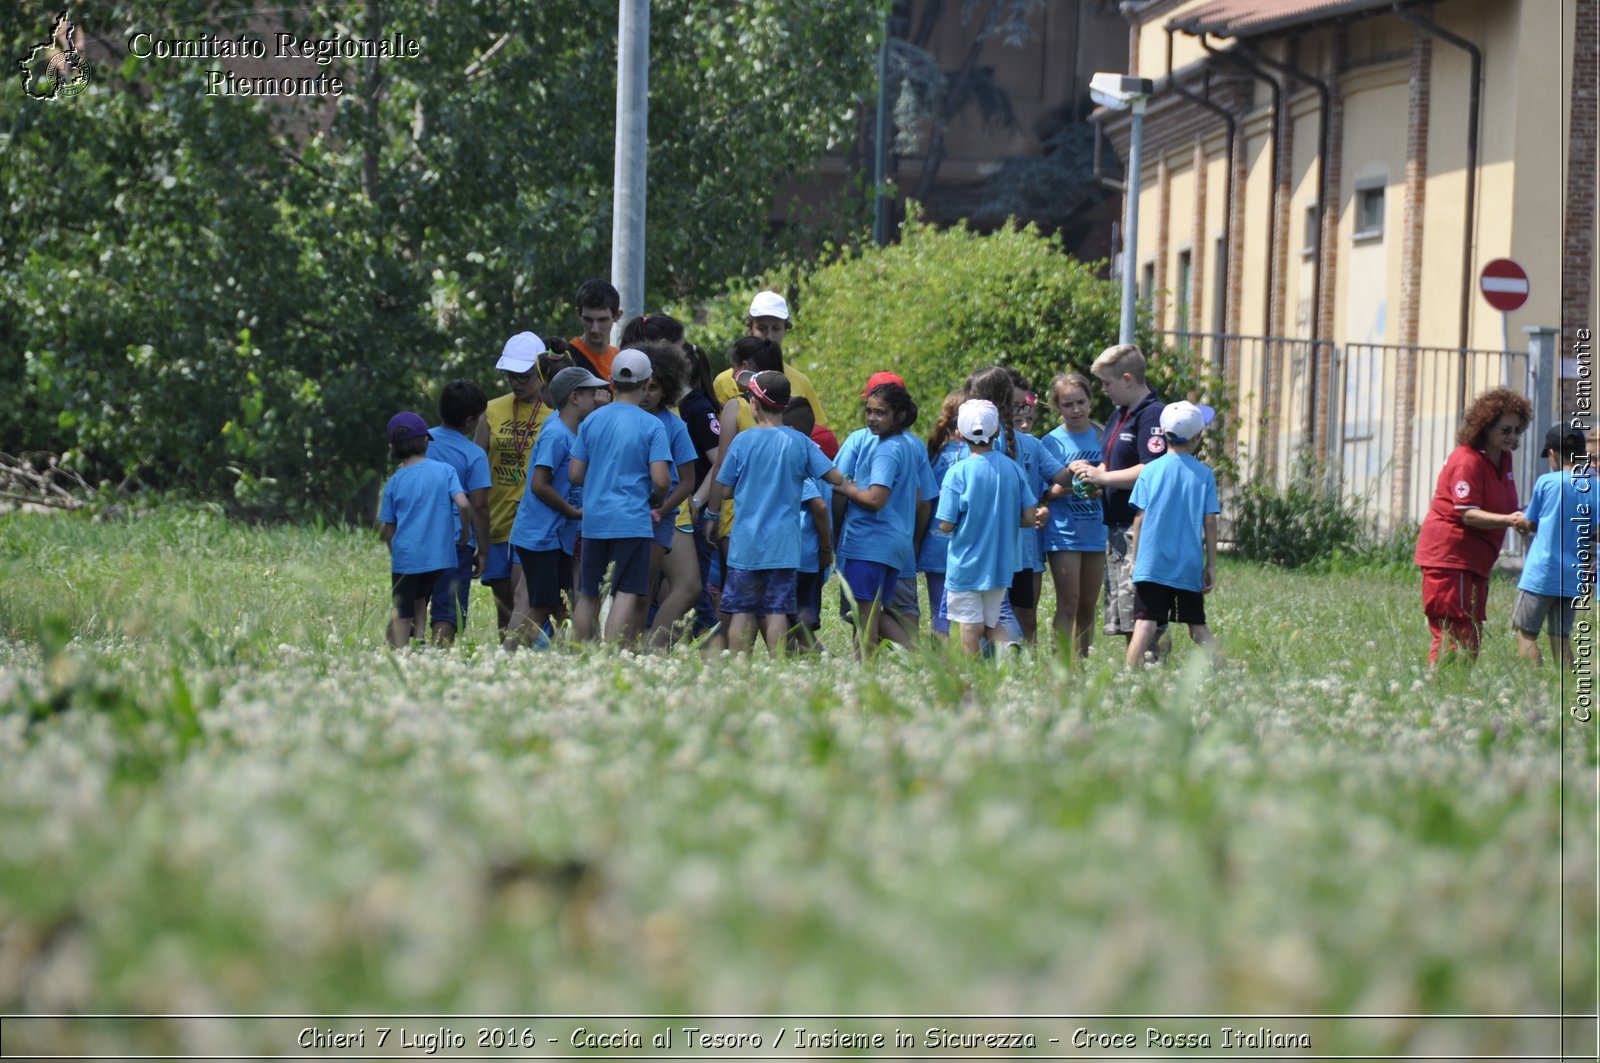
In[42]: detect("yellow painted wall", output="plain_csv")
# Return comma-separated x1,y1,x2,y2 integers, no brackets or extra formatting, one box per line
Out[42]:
1338,66,1408,348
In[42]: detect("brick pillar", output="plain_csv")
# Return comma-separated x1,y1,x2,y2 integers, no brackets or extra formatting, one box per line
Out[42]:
1394,30,1432,528
1312,33,1347,463
1263,75,1294,480
1564,0,1598,432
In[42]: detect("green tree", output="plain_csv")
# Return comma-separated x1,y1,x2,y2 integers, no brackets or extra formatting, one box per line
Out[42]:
1,0,887,515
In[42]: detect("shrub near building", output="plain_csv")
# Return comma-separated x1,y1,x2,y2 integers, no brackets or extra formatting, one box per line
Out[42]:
791,216,1214,441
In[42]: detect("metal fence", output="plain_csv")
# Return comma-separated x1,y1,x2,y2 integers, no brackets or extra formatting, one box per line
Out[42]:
1164,332,1538,550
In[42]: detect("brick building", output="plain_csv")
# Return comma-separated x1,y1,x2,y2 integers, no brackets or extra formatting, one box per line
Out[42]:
1097,0,1597,532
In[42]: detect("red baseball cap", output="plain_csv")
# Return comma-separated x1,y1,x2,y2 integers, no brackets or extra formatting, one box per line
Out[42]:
860,371,906,396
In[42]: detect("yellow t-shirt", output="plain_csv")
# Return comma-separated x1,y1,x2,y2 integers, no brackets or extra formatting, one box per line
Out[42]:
717,397,759,538
482,392,546,542
712,361,827,430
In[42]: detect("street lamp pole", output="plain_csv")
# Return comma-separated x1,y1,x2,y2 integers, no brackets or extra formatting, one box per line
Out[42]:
1090,73,1154,347
1119,98,1146,346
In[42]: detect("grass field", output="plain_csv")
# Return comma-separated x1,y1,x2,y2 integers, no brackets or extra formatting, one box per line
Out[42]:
0,505,1593,1057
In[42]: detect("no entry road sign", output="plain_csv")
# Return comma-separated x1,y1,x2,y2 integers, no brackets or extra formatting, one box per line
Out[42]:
1480,258,1529,312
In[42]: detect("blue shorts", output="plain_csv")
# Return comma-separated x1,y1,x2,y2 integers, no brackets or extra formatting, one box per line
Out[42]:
515,545,574,608
480,541,514,583
722,567,798,616
578,537,652,597
924,572,949,635
841,558,898,606
793,568,825,628
429,544,476,627
653,513,676,549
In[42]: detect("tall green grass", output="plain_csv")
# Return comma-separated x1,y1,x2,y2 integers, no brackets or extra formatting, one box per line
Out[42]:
0,506,1591,1056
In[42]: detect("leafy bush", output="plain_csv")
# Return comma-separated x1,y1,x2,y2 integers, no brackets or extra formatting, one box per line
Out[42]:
720,213,1225,466
1230,460,1367,568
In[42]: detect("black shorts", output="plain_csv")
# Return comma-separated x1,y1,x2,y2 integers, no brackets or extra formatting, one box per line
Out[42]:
1132,580,1207,626
391,570,442,619
515,546,574,608
1009,567,1040,609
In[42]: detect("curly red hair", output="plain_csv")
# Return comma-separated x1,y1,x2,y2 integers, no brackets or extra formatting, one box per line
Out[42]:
1457,387,1533,448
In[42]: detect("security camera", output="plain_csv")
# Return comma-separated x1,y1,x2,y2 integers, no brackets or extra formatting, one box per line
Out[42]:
1090,72,1154,111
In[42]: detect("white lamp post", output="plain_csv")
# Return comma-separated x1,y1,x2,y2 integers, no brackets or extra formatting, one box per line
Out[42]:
1091,73,1155,346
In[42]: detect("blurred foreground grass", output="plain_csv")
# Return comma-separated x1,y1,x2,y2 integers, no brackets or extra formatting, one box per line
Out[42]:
0,506,1592,1056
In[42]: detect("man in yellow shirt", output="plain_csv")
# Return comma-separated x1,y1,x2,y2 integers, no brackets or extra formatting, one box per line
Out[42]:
568,278,623,381
711,290,828,432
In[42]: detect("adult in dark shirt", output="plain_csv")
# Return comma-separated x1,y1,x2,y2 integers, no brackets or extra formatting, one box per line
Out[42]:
1068,344,1167,645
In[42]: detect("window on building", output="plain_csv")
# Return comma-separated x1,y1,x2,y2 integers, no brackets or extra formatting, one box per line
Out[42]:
1303,204,1319,256
1354,184,1385,240
1140,261,1155,302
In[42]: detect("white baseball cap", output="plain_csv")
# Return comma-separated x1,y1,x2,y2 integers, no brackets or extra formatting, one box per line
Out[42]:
610,348,653,383
957,399,1001,444
748,290,790,321
1159,401,1215,443
496,332,546,373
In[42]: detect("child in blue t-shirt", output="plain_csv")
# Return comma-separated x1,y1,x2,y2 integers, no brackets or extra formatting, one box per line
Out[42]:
704,371,843,655
503,367,610,651
1513,425,1596,668
935,400,1033,656
835,382,929,657
1126,401,1221,667
426,381,493,647
568,350,673,645
379,412,471,649
1041,372,1108,658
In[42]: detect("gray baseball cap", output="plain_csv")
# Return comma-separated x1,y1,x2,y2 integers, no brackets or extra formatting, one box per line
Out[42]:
548,366,608,407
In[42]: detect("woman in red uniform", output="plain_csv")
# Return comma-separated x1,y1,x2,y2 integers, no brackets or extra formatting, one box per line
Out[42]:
1413,387,1533,664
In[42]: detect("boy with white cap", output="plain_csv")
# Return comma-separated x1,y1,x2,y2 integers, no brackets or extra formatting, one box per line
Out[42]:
476,331,572,635
1125,401,1222,666
710,290,829,431
934,400,1035,656
568,349,673,645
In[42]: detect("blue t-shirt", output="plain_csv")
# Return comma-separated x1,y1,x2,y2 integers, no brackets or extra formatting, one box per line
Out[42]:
425,425,492,549
839,431,932,571
653,408,699,487
833,427,875,481
379,460,464,574
918,440,965,573
798,477,832,575
1041,424,1109,553
935,451,1030,592
1519,468,1597,598
716,425,836,571
1128,452,1220,593
570,402,672,540
509,413,581,554
1011,431,1064,571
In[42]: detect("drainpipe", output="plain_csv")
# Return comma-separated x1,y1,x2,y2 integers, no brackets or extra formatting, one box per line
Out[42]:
1233,41,1330,453
1395,3,1480,417
1166,25,1238,342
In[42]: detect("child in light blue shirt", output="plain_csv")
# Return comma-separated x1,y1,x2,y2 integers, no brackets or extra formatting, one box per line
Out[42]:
1126,401,1221,667
935,399,1033,656
1513,425,1596,668
704,371,844,655
379,412,470,649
